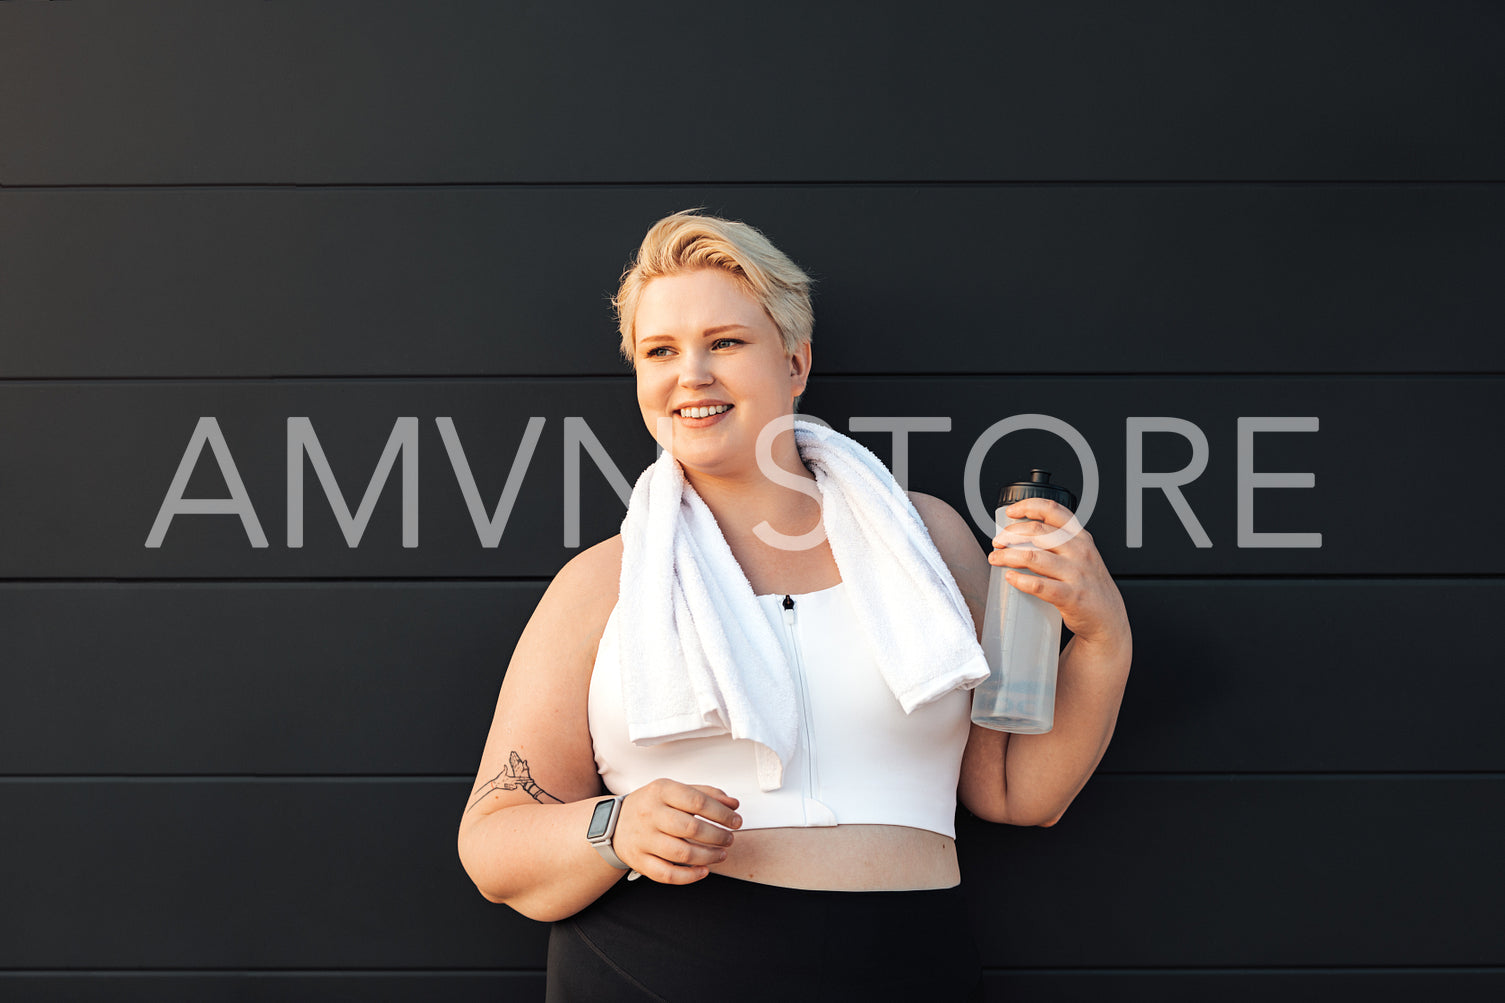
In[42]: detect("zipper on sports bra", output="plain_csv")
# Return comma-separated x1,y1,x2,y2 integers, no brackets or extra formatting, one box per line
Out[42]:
781,595,820,808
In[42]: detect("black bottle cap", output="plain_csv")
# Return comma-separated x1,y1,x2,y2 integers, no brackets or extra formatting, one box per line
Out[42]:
998,469,1078,512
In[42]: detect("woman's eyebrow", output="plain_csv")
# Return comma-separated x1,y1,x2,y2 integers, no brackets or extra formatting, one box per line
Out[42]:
639,324,750,346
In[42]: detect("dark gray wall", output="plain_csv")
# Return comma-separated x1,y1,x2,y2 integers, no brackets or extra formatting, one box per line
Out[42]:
2,2,1503,1000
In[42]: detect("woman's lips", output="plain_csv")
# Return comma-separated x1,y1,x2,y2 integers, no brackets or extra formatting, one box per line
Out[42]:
675,404,732,425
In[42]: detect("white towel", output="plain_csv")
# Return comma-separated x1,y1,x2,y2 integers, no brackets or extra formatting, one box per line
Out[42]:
616,418,991,791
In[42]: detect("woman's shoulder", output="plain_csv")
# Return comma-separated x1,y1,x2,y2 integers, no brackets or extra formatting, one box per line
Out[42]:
541,534,623,629
906,492,976,555
501,535,624,694
906,491,988,598
556,533,624,586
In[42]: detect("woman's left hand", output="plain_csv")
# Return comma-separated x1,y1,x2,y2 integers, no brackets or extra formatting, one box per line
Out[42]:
989,497,1129,649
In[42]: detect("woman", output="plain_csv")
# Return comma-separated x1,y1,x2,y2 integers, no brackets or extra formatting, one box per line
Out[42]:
457,210,1132,1001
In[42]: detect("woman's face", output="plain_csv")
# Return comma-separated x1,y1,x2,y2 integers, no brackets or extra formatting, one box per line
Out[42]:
632,268,810,479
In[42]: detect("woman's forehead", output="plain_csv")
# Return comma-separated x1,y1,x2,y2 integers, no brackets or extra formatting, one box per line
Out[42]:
635,270,772,337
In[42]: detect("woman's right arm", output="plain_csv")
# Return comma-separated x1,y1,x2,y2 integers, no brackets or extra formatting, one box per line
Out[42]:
456,537,741,922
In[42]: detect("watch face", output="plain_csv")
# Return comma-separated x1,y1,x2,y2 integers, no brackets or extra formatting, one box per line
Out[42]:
587,798,617,840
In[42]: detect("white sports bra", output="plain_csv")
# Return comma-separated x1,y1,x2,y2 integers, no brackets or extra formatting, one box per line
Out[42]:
588,581,973,838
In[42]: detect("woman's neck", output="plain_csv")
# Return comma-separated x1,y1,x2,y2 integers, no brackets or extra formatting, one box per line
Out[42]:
681,439,822,551
678,434,840,595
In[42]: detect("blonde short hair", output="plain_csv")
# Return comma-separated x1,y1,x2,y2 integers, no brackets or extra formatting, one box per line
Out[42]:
612,209,815,364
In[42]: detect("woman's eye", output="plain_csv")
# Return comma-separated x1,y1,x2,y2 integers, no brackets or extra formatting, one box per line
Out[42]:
644,346,672,358
712,338,743,349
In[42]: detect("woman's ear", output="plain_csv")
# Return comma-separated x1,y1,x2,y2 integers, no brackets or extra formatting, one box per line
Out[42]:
789,343,812,398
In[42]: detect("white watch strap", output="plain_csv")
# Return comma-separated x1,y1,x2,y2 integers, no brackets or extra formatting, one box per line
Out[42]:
593,840,630,870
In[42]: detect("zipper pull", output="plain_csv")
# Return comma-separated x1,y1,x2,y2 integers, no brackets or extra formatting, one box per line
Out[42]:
782,594,795,625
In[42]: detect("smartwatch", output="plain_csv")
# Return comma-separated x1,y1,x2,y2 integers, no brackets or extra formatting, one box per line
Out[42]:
586,795,631,870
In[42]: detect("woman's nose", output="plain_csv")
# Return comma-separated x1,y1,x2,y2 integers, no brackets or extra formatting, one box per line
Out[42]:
677,352,713,388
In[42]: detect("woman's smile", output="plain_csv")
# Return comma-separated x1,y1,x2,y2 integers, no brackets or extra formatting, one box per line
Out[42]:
674,401,734,423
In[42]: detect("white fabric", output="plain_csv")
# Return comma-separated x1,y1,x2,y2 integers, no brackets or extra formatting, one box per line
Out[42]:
615,418,990,791
591,583,974,836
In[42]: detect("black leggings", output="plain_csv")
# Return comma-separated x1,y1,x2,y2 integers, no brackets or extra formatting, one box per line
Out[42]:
545,872,983,1003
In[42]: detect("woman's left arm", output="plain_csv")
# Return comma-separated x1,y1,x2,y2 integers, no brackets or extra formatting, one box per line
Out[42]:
910,492,1132,828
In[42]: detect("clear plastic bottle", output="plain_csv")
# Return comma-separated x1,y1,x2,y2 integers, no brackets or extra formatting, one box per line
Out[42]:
971,470,1079,734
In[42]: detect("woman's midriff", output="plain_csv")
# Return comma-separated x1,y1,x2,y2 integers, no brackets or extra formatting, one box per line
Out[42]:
707,823,960,891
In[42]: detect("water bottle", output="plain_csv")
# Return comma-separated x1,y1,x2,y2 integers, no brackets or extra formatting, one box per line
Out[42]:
971,469,1079,734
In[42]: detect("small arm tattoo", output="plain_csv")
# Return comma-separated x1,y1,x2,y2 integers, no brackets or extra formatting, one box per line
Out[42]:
468,750,564,812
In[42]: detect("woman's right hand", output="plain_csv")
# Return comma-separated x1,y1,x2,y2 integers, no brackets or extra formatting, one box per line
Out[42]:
614,779,742,884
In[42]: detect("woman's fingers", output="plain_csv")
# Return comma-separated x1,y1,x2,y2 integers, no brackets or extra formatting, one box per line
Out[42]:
1002,497,1073,528
670,782,739,814
991,546,1073,607
633,856,714,885
988,540,1069,580
986,504,1129,646
658,784,739,846
641,831,732,867
615,779,743,884
632,828,733,883
993,498,1089,551
659,806,738,846
1002,567,1068,606
985,499,1128,641
679,784,742,826
994,518,1090,553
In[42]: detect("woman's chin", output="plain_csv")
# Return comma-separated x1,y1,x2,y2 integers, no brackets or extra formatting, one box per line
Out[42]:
670,441,745,479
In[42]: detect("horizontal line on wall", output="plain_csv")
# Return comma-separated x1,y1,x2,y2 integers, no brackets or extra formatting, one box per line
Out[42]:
3,772,1502,783
987,965,1505,974
1,965,1502,974
0,963,541,969
987,963,1505,969
3,371,1504,383
3,179,1504,193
